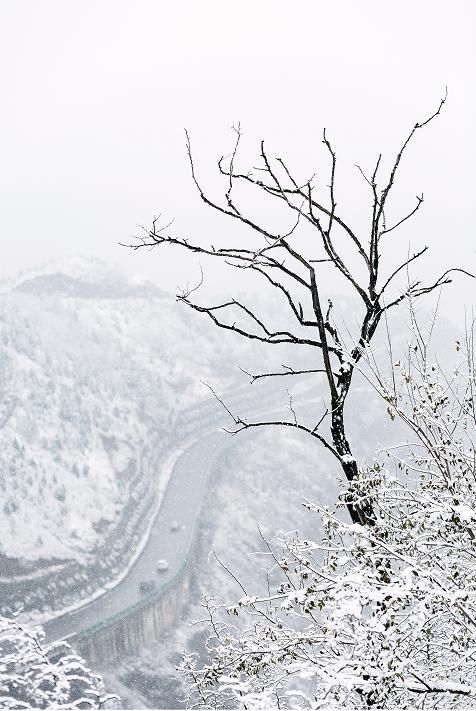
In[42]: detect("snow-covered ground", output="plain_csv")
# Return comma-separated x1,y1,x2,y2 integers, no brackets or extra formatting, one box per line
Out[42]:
0,259,239,591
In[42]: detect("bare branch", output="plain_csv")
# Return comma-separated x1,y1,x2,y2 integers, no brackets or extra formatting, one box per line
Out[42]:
384,267,474,311
226,417,340,461
203,381,340,461
378,246,429,297
221,150,371,271
181,296,332,349
185,129,304,248
375,90,447,236
224,123,242,211
212,550,248,597
379,194,424,238
322,128,337,234
248,265,316,327
238,365,331,384
177,264,204,300
286,388,298,426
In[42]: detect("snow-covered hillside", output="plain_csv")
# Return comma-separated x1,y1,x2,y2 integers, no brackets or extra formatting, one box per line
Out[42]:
0,257,450,626
0,258,241,617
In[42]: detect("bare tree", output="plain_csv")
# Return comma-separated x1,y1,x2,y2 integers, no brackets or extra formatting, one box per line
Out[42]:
124,92,470,526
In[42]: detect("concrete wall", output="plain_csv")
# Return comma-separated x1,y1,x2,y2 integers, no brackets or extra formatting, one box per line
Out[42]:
71,565,191,666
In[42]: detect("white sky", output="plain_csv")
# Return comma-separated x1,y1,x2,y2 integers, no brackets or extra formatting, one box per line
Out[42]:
1,0,475,319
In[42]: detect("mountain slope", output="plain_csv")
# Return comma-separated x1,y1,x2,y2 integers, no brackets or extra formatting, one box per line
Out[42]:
0,258,243,617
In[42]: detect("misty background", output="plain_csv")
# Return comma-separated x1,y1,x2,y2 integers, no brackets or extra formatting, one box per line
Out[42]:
1,1,475,318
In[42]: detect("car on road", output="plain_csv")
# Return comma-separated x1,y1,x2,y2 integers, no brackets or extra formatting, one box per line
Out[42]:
139,580,156,595
157,558,170,572
170,520,180,532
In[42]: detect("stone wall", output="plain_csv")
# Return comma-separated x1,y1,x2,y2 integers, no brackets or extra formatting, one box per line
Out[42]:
71,565,191,666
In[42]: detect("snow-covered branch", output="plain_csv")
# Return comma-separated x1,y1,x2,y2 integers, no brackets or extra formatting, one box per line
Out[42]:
181,319,476,709
0,616,116,709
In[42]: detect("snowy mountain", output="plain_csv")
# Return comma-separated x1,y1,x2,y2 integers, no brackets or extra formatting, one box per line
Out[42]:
0,258,242,618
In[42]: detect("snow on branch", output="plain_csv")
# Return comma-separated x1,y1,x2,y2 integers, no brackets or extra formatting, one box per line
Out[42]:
181,320,476,709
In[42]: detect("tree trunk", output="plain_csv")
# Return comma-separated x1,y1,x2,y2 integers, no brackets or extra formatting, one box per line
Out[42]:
331,397,375,526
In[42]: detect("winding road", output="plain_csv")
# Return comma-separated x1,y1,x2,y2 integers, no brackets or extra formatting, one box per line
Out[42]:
43,428,231,644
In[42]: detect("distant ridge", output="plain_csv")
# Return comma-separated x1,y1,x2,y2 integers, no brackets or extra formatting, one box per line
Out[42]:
0,256,167,300
14,272,164,299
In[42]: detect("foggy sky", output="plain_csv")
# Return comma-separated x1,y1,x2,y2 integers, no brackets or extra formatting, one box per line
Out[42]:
1,0,475,320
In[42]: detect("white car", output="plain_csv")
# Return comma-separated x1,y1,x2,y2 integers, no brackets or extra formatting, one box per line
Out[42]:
157,558,170,572
170,520,180,532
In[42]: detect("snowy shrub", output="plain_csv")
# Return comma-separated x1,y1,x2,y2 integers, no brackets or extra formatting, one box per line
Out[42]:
0,616,115,709
181,325,476,708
